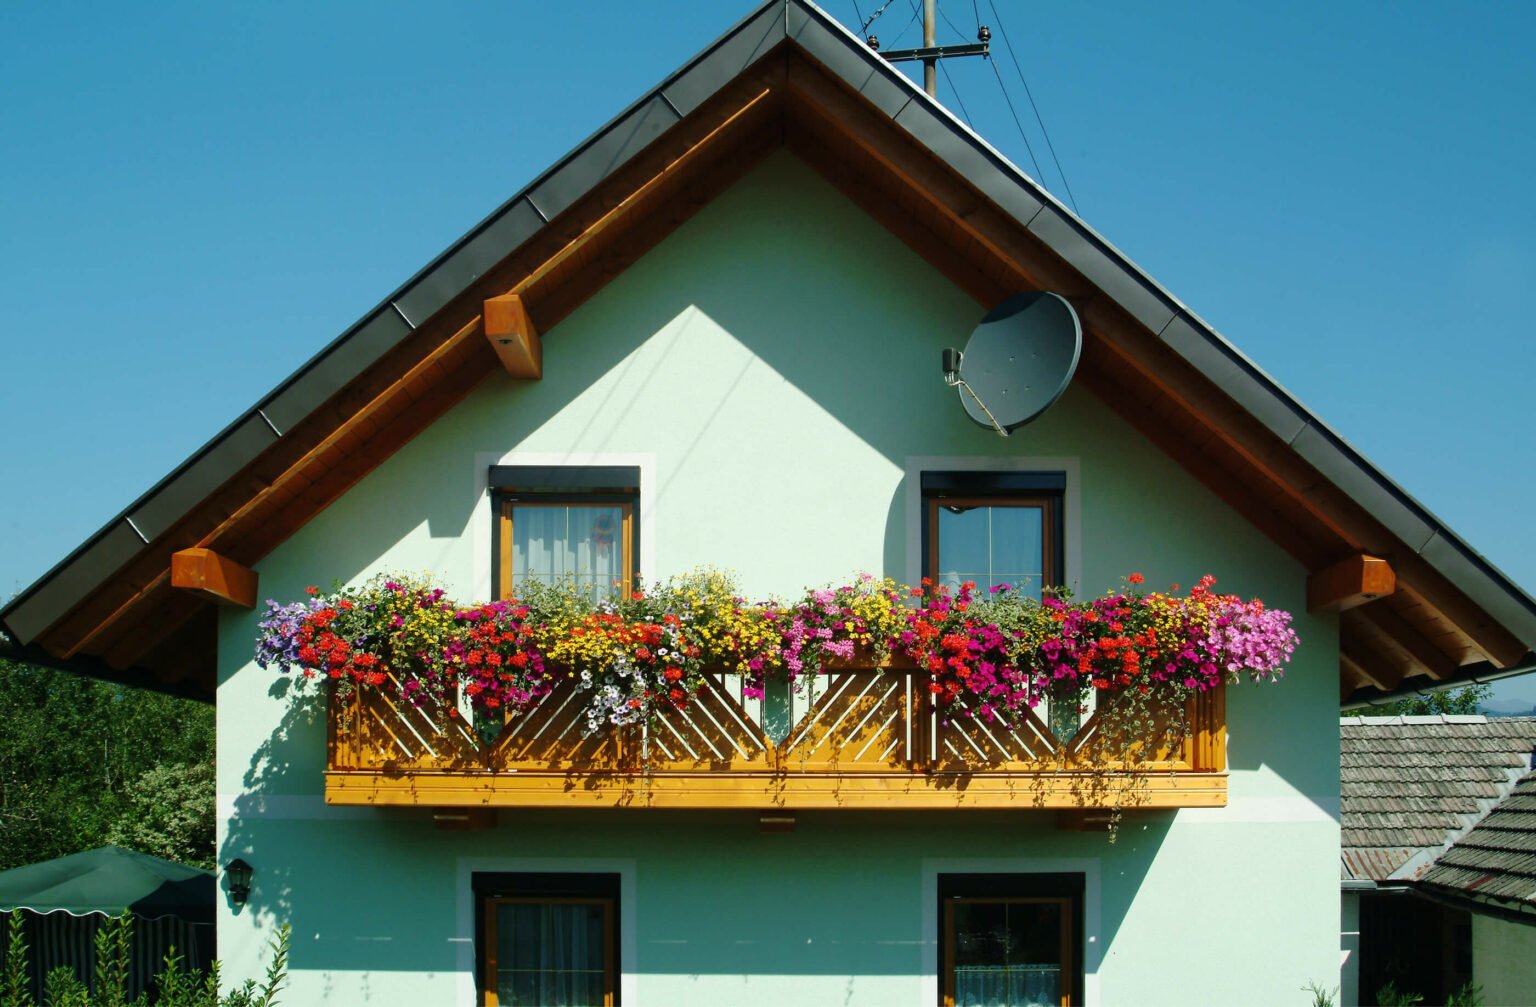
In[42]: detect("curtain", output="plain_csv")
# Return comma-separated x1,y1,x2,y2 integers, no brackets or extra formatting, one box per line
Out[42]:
954,964,1061,1006
513,506,624,600
495,901,606,1006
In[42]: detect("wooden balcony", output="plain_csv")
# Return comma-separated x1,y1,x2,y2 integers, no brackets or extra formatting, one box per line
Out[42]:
324,667,1227,811
321,666,1222,816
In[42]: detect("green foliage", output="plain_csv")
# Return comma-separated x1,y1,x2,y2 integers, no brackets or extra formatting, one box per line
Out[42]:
1375,979,1425,1006
1359,683,1490,718
0,660,214,871
1301,980,1337,1007
43,965,90,1007
106,764,215,869
1,911,289,1007
5,909,32,1007
92,916,131,1007
1447,981,1484,1007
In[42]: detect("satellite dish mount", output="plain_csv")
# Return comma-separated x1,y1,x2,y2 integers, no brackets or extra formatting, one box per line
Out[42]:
942,292,1082,436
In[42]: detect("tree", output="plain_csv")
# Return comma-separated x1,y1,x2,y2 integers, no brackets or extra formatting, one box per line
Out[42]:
1358,682,1490,718
0,660,214,870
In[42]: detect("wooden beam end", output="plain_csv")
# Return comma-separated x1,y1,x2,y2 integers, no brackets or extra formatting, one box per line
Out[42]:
483,294,543,379
170,548,258,609
1308,554,1396,613
759,811,796,833
1056,809,1115,832
433,807,496,831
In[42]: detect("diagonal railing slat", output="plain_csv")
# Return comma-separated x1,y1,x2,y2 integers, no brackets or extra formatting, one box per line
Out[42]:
323,665,1227,810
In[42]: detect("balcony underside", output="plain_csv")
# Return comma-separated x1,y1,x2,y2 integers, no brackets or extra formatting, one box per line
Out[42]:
325,769,1227,809
325,669,1227,811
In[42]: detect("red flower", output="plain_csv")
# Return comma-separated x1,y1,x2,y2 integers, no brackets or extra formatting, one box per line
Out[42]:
305,585,319,596
1128,573,1144,585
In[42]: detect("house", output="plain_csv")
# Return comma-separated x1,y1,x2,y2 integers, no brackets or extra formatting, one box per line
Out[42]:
4,2,1535,1003
1340,715,1536,1007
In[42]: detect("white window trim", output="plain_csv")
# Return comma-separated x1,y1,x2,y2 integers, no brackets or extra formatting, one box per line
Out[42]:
455,856,638,1007
920,856,1101,1007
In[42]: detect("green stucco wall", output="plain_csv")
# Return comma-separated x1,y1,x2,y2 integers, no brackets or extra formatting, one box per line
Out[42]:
1472,913,1536,1006
216,151,1341,1004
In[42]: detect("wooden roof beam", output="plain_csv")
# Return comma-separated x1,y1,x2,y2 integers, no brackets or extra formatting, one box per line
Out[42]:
1340,643,1407,694
482,295,542,379
1308,554,1395,613
1354,604,1460,680
171,548,258,609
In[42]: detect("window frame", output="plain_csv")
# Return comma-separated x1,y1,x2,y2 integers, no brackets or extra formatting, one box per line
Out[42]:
475,872,621,1007
489,466,640,602
938,872,1083,1007
920,471,1065,593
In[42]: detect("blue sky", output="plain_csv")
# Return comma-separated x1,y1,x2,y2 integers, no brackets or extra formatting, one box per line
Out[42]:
1,1,1532,705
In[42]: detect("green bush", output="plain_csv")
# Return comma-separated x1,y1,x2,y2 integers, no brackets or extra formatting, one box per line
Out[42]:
1,911,288,1007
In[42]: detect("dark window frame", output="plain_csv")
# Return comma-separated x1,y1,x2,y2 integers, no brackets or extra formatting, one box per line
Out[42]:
937,872,1084,1007
920,471,1065,591
490,466,641,601
473,871,621,1007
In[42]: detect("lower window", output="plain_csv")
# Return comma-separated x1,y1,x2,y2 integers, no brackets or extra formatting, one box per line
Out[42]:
476,873,619,1007
939,873,1082,1007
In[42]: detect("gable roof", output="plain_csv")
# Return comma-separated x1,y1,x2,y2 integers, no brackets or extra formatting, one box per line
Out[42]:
1340,715,1536,883
2,0,1534,703
1418,768,1536,911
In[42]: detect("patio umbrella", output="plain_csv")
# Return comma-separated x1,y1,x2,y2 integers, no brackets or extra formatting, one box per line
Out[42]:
0,846,213,924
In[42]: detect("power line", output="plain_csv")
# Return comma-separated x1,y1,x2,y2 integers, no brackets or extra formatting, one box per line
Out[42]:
985,57,1047,184
937,4,972,43
860,0,901,33
885,2,923,48
852,2,866,33
987,0,1079,214
939,60,974,127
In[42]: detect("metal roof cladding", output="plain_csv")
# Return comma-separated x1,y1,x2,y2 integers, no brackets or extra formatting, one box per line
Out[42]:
3,0,1536,692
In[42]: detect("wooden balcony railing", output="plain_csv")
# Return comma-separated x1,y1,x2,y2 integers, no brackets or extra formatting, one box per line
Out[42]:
324,666,1226,810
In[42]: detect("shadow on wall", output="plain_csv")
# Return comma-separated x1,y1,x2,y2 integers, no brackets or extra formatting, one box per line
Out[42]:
221,684,1176,984
218,677,321,929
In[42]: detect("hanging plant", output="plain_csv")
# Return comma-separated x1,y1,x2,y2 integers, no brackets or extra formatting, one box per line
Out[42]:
256,568,1296,742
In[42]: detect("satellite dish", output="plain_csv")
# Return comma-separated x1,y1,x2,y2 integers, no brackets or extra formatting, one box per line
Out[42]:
942,292,1082,436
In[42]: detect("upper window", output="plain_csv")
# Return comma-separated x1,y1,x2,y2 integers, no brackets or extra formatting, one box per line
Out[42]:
491,466,640,602
939,872,1083,1007
922,472,1064,599
475,872,620,1007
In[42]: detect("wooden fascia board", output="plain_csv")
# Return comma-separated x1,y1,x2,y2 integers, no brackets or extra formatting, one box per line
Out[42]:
43,73,788,676
781,50,1531,674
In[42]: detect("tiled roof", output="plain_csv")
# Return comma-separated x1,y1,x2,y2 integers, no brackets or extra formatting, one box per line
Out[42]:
1339,715,1536,881
1418,771,1536,906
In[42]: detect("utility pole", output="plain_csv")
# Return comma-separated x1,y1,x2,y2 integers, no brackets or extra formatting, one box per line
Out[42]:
872,1,990,100
923,0,937,97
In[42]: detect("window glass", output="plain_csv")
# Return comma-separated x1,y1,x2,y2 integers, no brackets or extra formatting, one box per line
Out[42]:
940,873,1082,1007
950,900,1065,1007
935,504,1046,598
492,900,609,1007
511,504,627,600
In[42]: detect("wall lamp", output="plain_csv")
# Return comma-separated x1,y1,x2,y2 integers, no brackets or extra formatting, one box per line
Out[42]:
225,858,253,906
